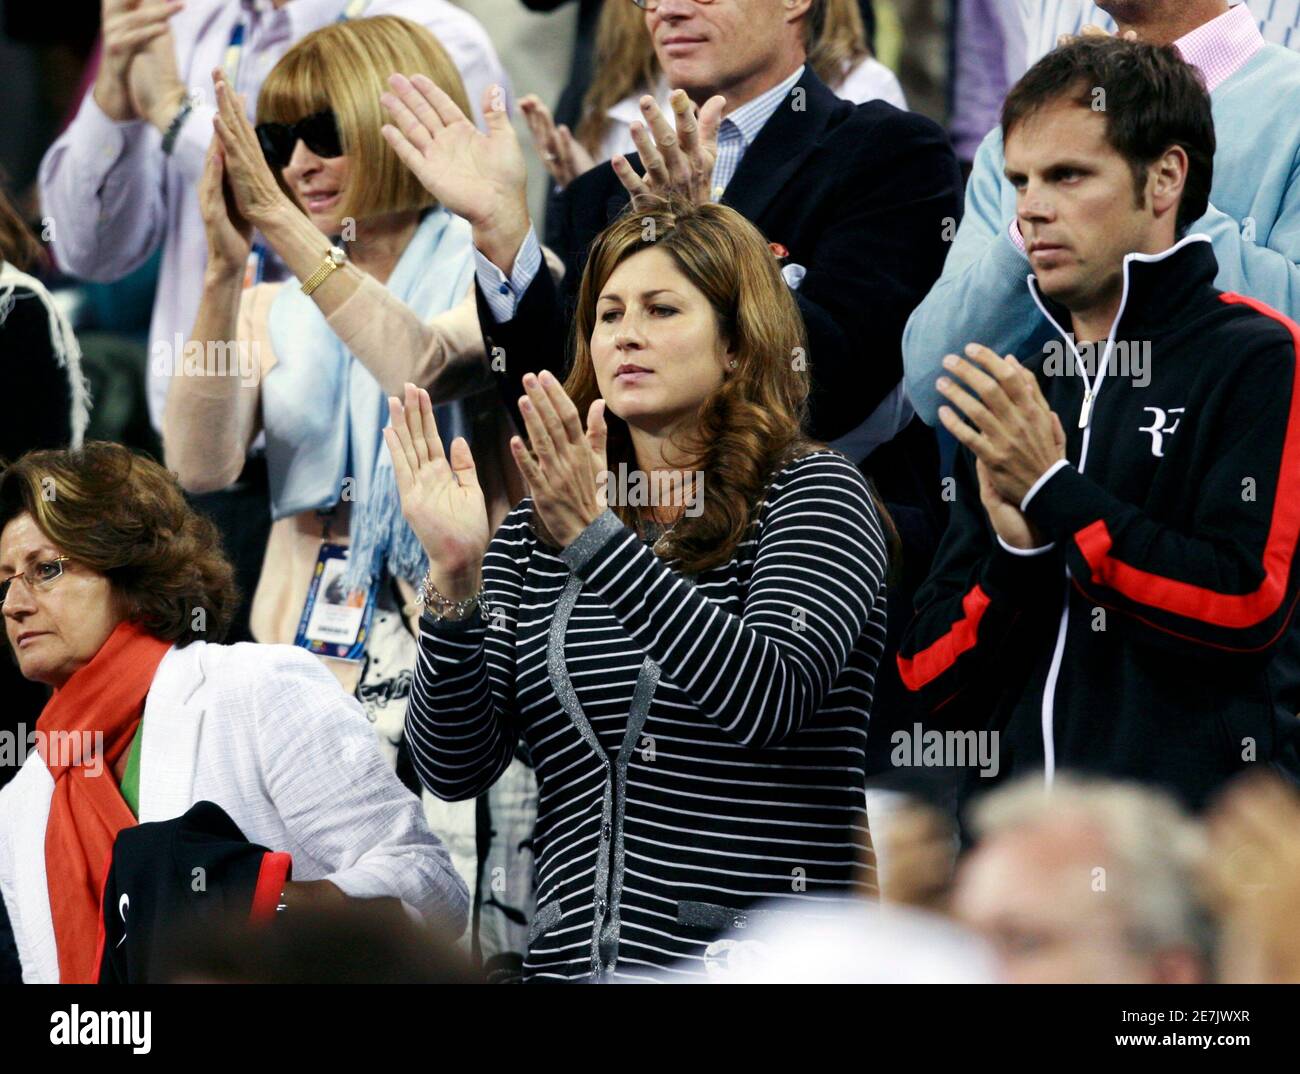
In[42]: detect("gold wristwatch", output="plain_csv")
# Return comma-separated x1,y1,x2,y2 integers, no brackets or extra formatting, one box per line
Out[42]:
300,244,348,296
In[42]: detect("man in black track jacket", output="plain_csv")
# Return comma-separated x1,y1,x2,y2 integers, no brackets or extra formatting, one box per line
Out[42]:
898,37,1300,810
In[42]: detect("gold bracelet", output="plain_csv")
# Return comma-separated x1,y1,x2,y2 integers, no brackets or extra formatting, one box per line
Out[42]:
301,245,347,296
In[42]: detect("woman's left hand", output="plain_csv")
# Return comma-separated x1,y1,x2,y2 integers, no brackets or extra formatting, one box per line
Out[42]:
211,67,290,227
511,370,608,548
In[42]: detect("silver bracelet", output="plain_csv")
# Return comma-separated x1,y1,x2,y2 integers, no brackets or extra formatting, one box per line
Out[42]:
419,571,488,621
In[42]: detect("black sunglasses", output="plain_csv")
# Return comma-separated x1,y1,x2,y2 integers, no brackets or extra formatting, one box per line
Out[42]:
255,109,344,169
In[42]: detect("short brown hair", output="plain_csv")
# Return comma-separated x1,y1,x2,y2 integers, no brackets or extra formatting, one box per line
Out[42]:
257,15,473,224
1002,37,1215,234
0,443,239,645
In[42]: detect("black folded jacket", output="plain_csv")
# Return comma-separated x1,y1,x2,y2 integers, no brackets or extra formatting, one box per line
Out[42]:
97,800,292,984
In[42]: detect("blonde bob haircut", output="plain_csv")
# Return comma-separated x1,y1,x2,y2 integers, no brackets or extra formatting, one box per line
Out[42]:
257,15,472,225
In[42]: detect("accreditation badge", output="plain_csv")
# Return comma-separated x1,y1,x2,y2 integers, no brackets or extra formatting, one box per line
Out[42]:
293,543,376,663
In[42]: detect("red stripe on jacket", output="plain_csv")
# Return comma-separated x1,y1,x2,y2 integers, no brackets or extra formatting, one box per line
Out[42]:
1072,293,1300,629
897,585,992,690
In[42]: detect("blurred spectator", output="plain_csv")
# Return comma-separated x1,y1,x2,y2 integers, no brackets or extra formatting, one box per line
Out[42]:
876,797,960,913
0,0,100,199
948,0,1019,170
886,0,948,121
954,776,1214,983
518,0,604,138
690,898,996,983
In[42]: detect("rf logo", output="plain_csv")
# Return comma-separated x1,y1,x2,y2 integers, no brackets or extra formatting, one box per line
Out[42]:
1139,406,1185,457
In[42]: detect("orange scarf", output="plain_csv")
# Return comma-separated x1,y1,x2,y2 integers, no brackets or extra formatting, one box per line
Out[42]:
36,621,172,983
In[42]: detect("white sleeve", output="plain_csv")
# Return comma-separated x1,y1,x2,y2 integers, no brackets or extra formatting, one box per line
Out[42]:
253,647,470,937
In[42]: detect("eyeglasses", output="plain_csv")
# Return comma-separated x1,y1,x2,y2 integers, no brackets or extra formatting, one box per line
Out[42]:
0,557,72,607
628,0,718,10
255,109,344,169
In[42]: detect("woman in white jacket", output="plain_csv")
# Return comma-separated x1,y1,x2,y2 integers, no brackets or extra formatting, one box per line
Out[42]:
0,442,467,983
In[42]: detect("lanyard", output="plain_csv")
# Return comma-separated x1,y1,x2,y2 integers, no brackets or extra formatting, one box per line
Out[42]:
224,0,372,89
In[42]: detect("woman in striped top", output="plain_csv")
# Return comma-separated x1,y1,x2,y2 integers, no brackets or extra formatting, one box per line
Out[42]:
387,197,890,981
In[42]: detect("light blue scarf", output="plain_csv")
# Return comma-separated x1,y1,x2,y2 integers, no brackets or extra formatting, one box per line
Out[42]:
262,207,475,589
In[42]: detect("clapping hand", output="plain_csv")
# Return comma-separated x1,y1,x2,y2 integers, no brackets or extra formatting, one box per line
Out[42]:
128,4,188,133
612,88,726,207
1207,775,1300,983
519,94,595,190
197,135,253,274
937,346,1066,550
94,0,185,122
380,75,530,271
211,68,290,228
510,371,609,548
385,383,491,599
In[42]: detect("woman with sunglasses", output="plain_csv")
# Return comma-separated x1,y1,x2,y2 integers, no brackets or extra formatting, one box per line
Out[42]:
0,442,468,983
167,15,523,698
163,15,541,968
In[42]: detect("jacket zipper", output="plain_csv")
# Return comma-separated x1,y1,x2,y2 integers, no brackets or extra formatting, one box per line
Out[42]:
1026,271,1128,781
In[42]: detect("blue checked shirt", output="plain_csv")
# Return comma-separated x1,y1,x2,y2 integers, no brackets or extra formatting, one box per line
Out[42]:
477,67,806,325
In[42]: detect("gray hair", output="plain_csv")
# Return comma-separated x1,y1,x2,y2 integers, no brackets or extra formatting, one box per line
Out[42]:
969,775,1214,963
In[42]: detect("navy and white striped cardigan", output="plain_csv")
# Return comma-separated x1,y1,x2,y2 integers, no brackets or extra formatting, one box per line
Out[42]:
406,451,889,981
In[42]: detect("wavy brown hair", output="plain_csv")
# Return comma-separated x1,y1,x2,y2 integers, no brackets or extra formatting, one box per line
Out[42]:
565,197,819,573
0,443,238,645
575,0,869,155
